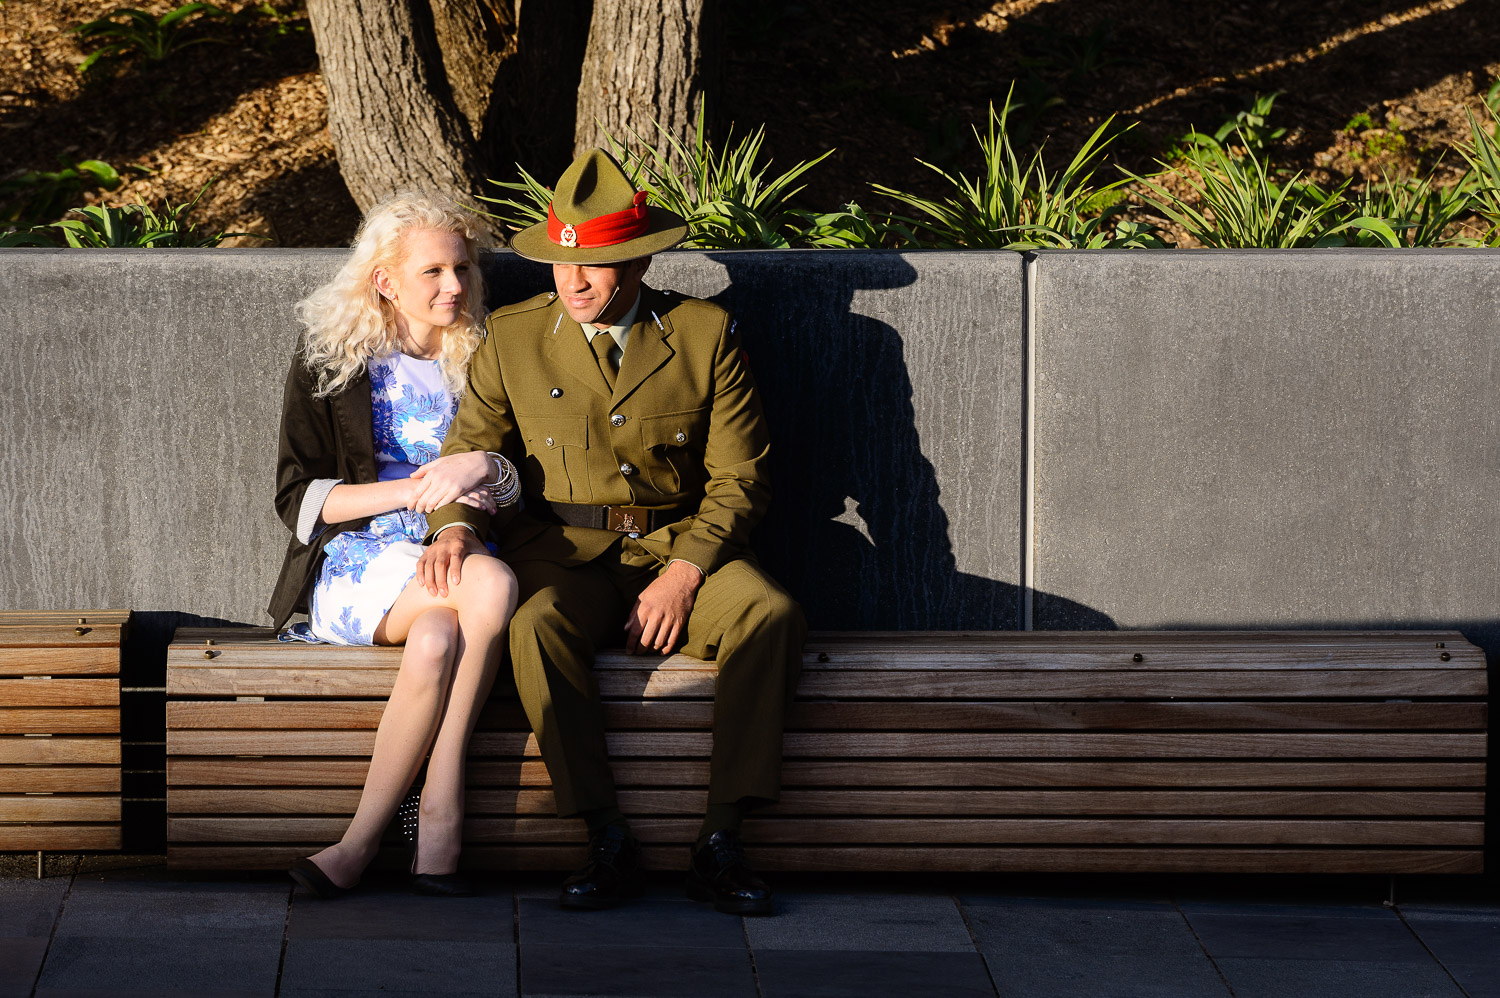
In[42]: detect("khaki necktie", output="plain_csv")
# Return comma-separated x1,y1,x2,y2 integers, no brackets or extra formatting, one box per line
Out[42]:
591,332,618,390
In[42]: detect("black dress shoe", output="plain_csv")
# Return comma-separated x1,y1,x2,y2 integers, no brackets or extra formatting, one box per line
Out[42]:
686,829,773,915
560,824,644,910
288,856,351,899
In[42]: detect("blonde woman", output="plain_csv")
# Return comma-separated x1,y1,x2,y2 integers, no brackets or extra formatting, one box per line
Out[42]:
269,192,519,897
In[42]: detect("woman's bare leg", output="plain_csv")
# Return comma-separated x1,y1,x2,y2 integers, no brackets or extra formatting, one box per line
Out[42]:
381,555,519,874
304,606,459,888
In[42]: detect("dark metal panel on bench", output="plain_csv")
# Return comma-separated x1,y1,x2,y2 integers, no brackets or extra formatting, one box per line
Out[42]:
164,628,1487,874
0,610,128,853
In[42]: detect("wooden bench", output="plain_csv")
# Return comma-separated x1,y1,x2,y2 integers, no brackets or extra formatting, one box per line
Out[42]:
1,610,129,856
164,628,1487,875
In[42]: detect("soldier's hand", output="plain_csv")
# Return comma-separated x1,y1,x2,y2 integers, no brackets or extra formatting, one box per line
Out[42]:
625,561,703,655
415,527,486,597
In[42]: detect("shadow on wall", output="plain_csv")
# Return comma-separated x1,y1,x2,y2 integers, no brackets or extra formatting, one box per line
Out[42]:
484,252,1113,630
706,253,1113,632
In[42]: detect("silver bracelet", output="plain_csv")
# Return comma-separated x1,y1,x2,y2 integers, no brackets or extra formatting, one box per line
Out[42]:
484,452,521,508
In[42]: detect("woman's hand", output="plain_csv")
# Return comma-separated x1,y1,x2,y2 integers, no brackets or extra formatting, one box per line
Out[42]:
407,451,495,513
453,487,497,515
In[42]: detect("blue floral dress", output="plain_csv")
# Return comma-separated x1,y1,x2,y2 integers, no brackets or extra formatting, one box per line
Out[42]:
308,352,457,645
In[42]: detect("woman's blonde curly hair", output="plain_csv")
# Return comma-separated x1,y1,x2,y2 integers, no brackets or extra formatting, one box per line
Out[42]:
297,191,487,398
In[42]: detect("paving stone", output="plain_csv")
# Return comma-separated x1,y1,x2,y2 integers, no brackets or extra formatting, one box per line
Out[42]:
1180,903,1430,962
1181,903,1463,998
0,937,50,998
1209,958,1463,998
34,935,281,995
36,990,268,998
287,888,512,941
54,885,288,938
745,894,974,952
520,943,756,997
754,950,996,998
963,897,1227,998
280,938,515,994
517,897,744,949
1400,906,1500,998
0,878,70,936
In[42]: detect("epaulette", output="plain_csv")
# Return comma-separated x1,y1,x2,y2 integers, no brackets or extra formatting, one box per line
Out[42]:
489,291,558,320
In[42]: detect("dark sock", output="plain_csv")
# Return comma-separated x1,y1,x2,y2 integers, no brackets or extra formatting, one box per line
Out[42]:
696,801,745,849
579,805,630,837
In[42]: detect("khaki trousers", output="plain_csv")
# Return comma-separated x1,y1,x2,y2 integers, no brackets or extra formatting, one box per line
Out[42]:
507,544,806,816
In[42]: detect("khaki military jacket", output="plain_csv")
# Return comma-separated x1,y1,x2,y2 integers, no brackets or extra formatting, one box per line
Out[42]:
425,284,771,576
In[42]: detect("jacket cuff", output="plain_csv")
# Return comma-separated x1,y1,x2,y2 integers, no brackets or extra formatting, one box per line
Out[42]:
424,502,490,545
667,534,730,578
295,478,341,544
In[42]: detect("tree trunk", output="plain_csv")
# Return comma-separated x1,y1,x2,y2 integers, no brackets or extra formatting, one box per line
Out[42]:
488,0,593,183
307,0,502,236
429,0,514,148
573,0,720,160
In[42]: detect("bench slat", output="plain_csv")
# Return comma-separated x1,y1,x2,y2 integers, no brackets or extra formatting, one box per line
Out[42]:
0,825,121,850
167,815,1484,848
0,709,120,734
0,648,120,677
163,843,1484,875
0,767,122,793
164,699,1487,732
166,757,1485,789
163,729,1487,760
0,678,120,707
0,795,122,822
167,787,1488,817
0,737,120,765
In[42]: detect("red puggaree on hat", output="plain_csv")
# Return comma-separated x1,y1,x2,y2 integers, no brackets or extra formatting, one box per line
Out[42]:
510,149,688,265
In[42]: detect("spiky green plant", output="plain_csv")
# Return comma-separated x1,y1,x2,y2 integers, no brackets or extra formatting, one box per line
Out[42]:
871,92,1161,249
1345,171,1476,247
480,107,886,248
1,157,121,226
2,181,244,248
1455,105,1500,245
1128,140,1396,248
73,3,228,75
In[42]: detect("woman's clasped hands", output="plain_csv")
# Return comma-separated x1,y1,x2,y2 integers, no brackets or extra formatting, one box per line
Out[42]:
404,450,496,514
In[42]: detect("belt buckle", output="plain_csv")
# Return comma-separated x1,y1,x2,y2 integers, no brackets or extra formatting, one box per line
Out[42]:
606,505,648,535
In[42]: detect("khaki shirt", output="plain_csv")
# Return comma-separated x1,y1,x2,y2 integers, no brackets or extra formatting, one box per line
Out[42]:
426,284,772,576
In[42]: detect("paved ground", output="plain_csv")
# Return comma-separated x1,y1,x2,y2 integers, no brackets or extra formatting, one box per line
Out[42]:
2,866,1498,998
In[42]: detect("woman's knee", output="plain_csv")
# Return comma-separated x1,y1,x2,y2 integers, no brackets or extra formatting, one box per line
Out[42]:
401,608,459,685
454,556,519,617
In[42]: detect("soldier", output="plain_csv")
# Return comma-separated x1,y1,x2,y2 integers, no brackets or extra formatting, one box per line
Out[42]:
419,149,806,915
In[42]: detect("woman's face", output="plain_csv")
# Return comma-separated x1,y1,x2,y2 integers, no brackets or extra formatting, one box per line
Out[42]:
375,228,472,329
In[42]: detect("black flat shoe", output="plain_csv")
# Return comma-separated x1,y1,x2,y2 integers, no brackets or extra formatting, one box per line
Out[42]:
288,856,351,899
686,829,773,916
560,824,644,910
406,792,478,897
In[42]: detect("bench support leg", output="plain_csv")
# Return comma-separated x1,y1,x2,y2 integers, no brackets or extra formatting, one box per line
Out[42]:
1384,875,1397,908
36,851,42,880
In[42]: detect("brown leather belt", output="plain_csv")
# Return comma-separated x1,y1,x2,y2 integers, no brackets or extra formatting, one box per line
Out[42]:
541,500,692,535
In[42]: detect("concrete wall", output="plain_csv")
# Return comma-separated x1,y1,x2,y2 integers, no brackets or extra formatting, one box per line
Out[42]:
1029,250,1500,660
0,249,1025,633
3,247,1498,656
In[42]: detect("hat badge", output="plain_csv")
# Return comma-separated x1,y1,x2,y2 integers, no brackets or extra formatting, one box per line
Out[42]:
560,224,578,248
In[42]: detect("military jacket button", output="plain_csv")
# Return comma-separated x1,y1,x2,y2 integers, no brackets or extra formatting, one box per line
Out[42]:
545,437,555,447
675,431,687,443
620,462,635,475
611,414,626,427
550,388,563,398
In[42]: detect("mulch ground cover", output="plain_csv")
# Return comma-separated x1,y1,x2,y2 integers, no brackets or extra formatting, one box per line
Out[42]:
2,0,1497,246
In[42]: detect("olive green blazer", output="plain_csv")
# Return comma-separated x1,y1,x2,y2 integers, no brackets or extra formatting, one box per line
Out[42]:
426,284,772,574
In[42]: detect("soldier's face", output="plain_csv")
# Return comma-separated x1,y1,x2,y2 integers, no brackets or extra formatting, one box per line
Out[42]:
553,258,650,327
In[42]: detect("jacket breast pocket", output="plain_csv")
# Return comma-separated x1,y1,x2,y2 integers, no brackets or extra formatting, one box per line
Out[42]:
638,407,709,496
520,414,588,502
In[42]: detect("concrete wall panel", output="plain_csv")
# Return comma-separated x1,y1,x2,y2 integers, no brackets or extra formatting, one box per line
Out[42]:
0,249,1025,630
1030,249,1500,656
